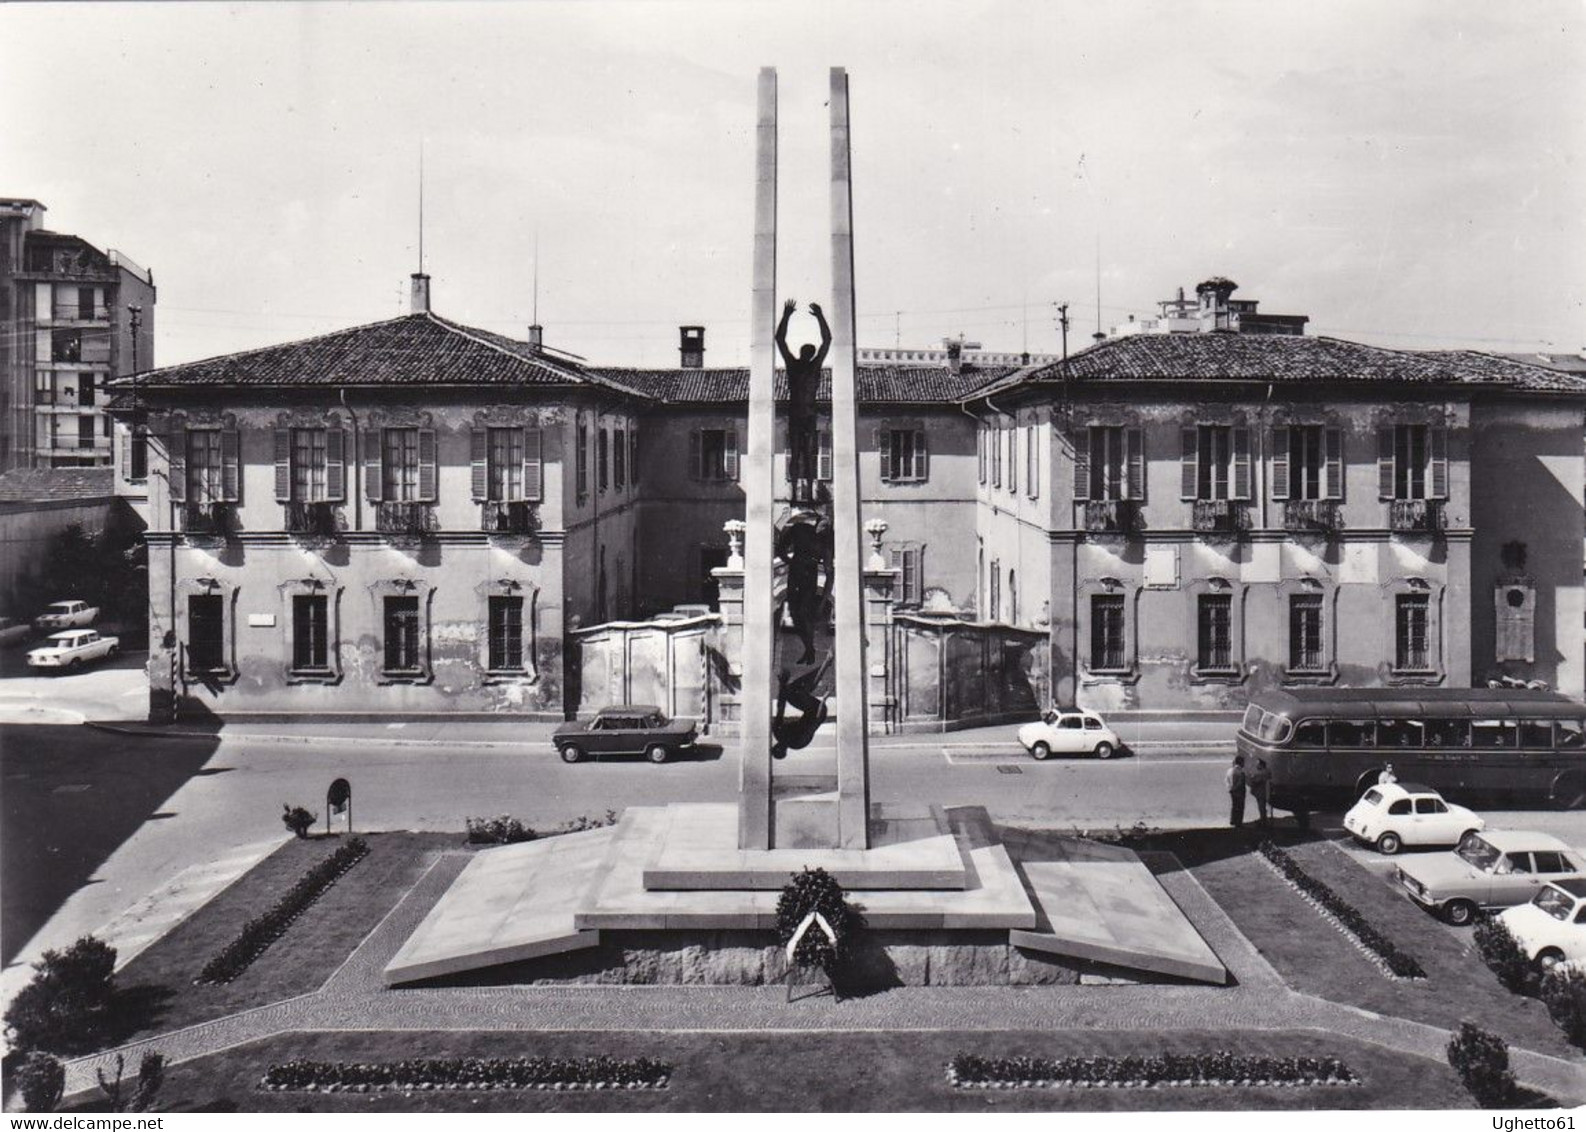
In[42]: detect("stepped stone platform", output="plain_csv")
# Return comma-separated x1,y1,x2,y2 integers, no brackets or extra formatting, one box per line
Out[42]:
1009,838,1229,985
382,805,1227,989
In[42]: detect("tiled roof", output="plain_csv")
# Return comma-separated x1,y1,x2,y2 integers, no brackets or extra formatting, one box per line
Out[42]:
0,467,115,504
597,364,1014,405
117,313,641,395
1497,351,1586,376
977,334,1586,397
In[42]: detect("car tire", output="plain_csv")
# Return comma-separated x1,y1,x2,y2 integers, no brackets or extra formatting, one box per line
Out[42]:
108,644,121,659
1537,948,1566,973
1031,741,1052,761
1549,771,1586,811
1443,899,1477,927
68,658,82,670
1093,741,1115,760
1375,831,1403,855
646,744,669,765
559,744,584,764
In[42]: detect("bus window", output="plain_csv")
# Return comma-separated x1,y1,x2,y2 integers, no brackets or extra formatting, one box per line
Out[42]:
1426,719,1470,747
1378,719,1423,748
1559,720,1585,748
1471,720,1516,749
1519,720,1554,748
1328,720,1375,747
1242,705,1264,734
1293,720,1326,748
1259,714,1291,744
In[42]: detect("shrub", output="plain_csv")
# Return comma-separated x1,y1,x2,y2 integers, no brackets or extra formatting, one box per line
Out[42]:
1541,965,1586,1051
260,1055,671,1091
197,838,368,984
465,816,536,845
134,1051,166,1112
775,867,865,982
3,936,118,1052
1257,842,1425,978
281,804,317,839
15,1052,65,1112
946,1051,1357,1088
1447,1021,1516,1108
1474,916,1540,996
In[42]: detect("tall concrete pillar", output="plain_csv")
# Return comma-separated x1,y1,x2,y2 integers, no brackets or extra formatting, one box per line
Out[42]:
829,67,872,849
737,68,778,850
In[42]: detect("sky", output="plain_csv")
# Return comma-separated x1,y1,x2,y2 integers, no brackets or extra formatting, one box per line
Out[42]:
3,0,1583,369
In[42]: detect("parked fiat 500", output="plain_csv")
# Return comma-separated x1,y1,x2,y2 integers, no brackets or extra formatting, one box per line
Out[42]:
553,706,698,764
1498,878,1586,973
1343,782,1484,855
26,629,120,670
1017,709,1122,760
1396,830,1586,926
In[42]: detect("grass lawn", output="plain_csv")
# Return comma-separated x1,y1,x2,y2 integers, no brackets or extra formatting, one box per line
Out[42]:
92,1028,1466,1113
108,831,454,1043
1140,827,1580,1062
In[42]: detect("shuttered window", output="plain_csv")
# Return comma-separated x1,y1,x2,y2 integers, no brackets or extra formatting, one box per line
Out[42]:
879,428,928,483
690,427,739,481
1273,426,1344,501
1182,426,1250,501
1026,424,1039,499
186,428,225,505
575,420,589,498
1081,427,1145,501
382,428,421,501
889,544,923,605
597,428,609,492
1380,424,1448,501
276,427,344,502
817,428,832,482
613,427,627,490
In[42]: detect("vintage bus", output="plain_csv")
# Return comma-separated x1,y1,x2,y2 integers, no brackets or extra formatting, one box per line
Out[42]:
1236,688,1586,823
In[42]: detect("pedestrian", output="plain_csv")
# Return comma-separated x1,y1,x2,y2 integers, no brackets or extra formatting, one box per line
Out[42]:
1248,756,1272,828
1225,754,1247,828
1378,762,1397,786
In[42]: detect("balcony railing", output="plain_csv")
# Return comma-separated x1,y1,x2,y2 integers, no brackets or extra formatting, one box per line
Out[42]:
1283,499,1342,534
376,501,438,537
1389,499,1445,533
1083,499,1141,535
183,502,237,538
1192,499,1251,535
481,500,540,536
284,501,341,538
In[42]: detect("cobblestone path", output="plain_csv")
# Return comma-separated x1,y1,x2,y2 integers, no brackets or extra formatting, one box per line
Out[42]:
58,850,1586,1106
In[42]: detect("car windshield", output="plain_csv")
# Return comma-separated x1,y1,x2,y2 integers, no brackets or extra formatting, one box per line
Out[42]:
1457,836,1503,872
48,603,73,613
1534,886,1576,921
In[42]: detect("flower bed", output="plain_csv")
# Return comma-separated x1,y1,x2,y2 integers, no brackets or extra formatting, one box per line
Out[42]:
946,1052,1358,1089
1257,841,1425,980
196,838,369,985
259,1056,672,1092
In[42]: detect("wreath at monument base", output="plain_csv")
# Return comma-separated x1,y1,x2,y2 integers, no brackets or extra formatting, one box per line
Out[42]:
775,867,864,980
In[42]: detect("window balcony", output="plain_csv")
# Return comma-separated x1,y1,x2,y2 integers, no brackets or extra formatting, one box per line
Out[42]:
182,501,238,539
284,501,341,539
1389,499,1445,533
481,500,540,536
1283,499,1342,534
1083,499,1141,535
376,500,437,537
1192,499,1251,535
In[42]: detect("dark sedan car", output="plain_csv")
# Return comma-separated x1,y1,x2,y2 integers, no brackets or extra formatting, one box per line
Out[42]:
553,705,698,764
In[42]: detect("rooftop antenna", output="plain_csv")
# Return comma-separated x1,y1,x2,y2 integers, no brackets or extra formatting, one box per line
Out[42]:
1056,301,1070,363
1092,234,1105,343
894,310,901,350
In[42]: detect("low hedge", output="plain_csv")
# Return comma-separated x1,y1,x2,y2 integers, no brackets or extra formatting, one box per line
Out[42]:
197,838,369,985
260,1056,671,1092
1258,841,1426,979
947,1052,1357,1089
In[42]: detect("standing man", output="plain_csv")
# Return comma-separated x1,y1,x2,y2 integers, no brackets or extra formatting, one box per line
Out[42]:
775,298,831,504
1247,756,1272,829
1225,754,1248,829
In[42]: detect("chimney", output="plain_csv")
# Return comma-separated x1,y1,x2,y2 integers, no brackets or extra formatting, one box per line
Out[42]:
679,325,704,368
527,324,544,354
409,272,431,314
944,338,963,374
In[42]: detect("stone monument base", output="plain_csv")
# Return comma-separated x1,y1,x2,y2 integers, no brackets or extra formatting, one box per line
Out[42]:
383,804,1230,989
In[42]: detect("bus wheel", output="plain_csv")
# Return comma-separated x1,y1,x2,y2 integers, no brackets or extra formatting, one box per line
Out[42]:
1355,770,1382,799
1550,771,1586,811
1443,899,1477,927
1375,831,1403,855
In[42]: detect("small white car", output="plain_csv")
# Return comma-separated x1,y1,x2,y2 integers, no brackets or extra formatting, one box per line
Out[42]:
1498,878,1586,973
1343,782,1483,856
1017,709,1122,760
27,629,120,670
33,600,99,631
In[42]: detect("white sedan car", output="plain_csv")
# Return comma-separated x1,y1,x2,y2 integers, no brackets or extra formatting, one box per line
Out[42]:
33,600,98,631
1498,878,1586,973
1343,781,1484,855
27,629,120,670
1017,709,1122,760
